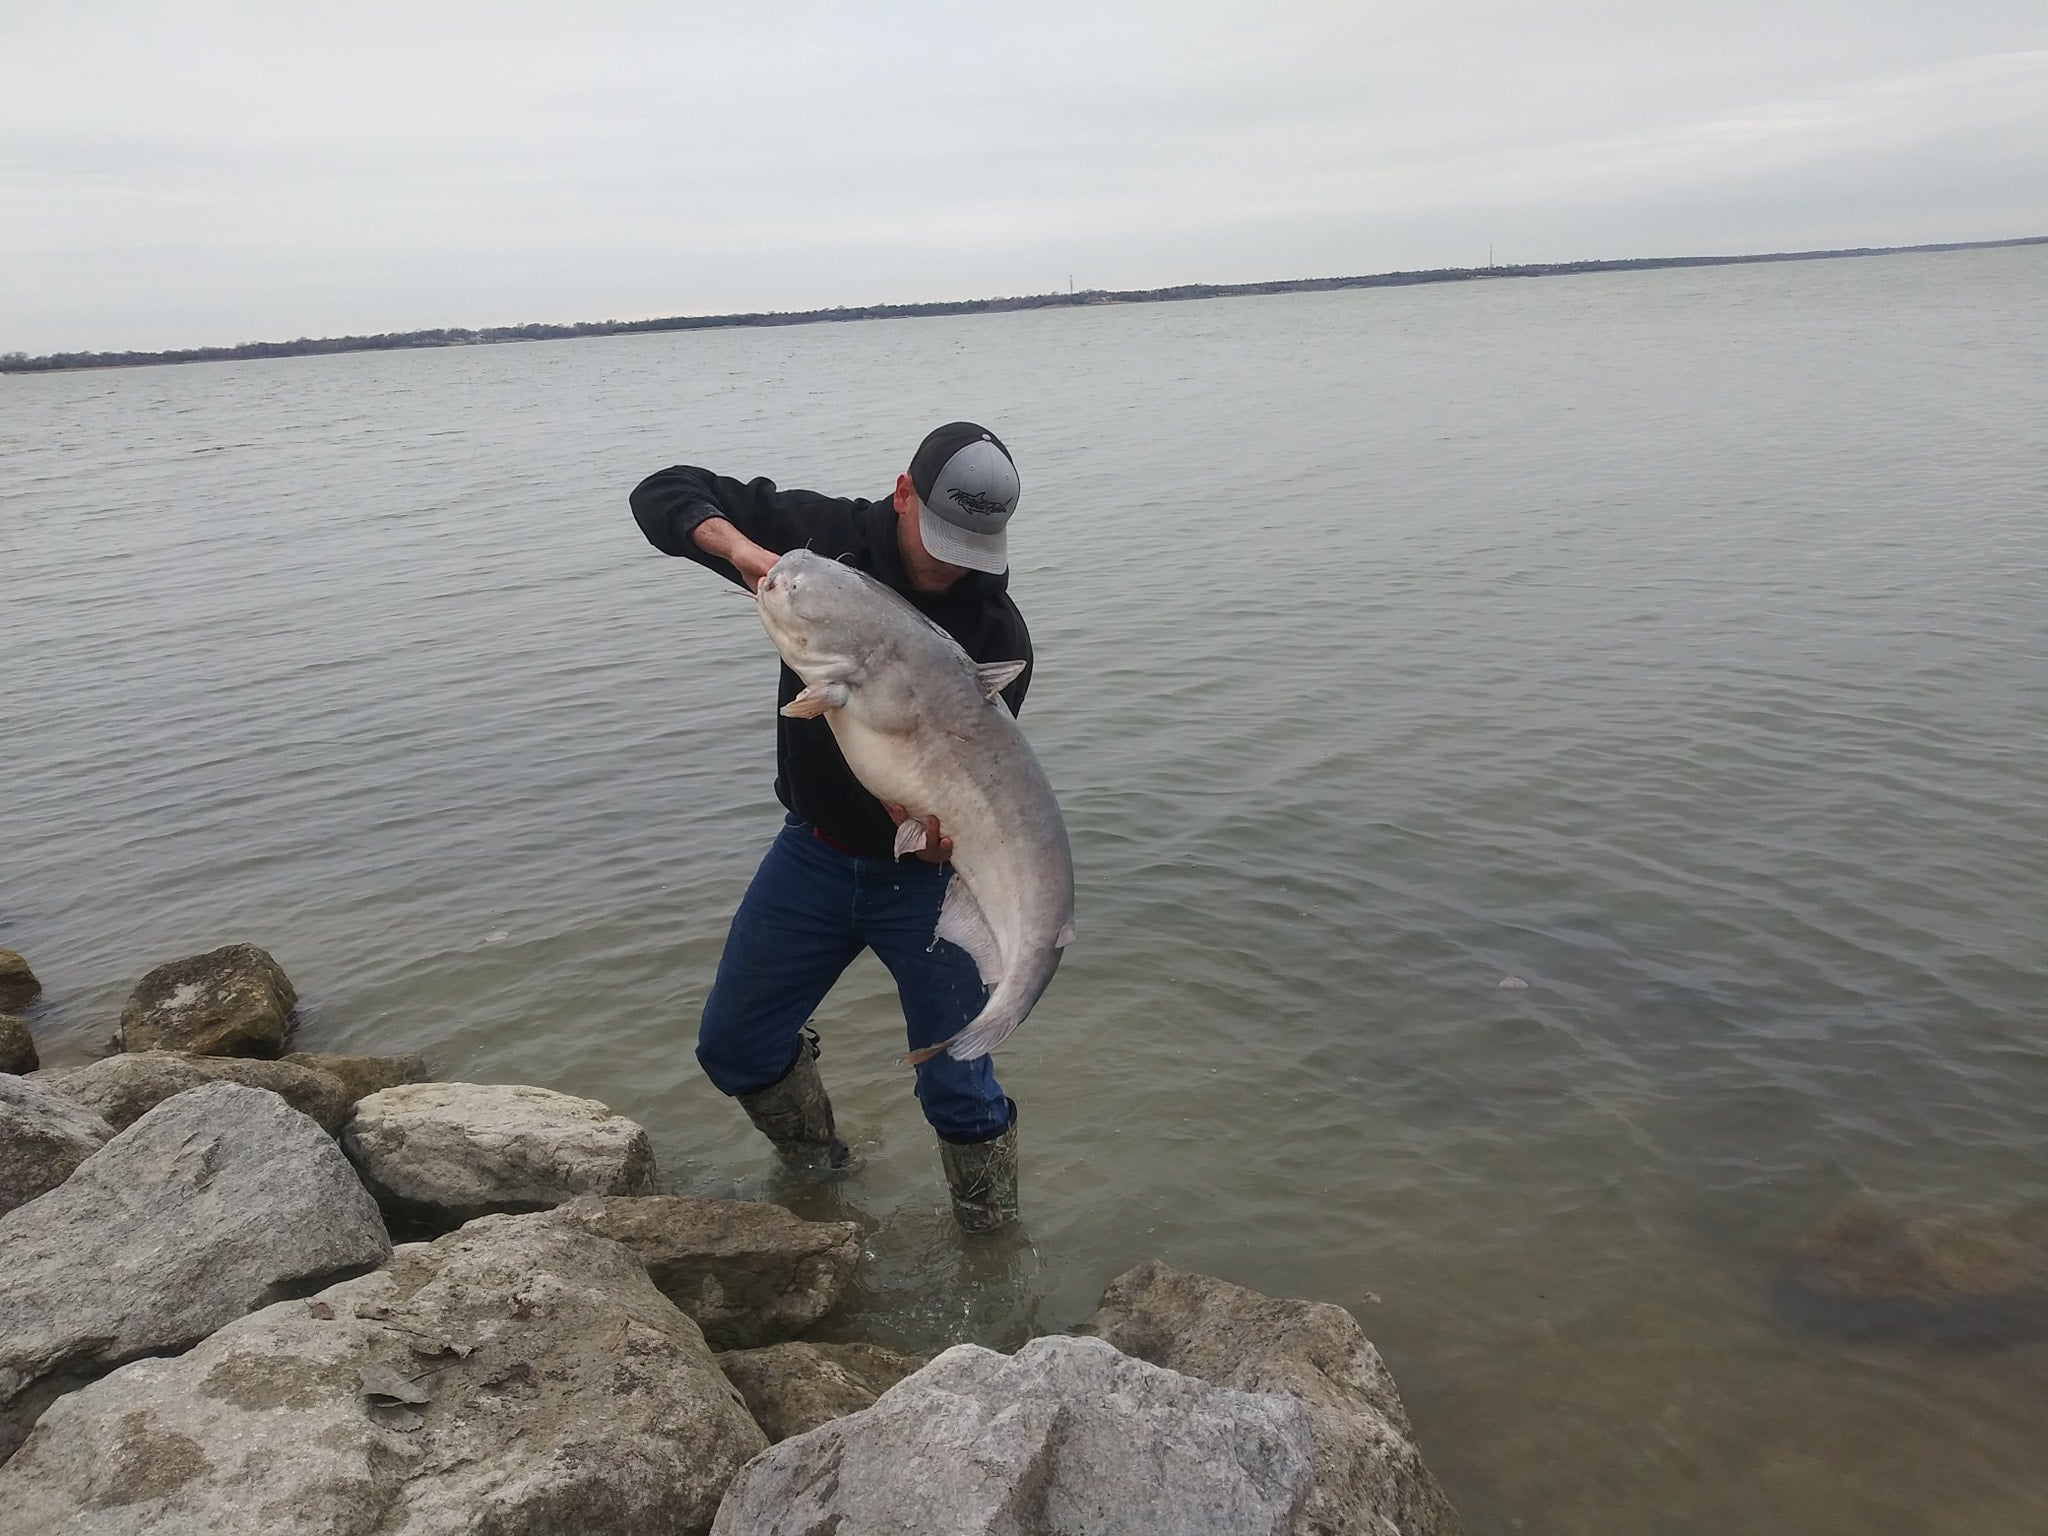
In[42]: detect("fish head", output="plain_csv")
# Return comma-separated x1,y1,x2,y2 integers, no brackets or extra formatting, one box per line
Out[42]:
755,548,870,672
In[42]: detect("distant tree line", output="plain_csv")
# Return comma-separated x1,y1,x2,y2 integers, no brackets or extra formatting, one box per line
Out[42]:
4,237,2041,374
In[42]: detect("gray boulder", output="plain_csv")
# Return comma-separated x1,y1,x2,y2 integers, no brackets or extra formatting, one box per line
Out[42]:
38,1051,354,1133
0,951,38,1013
280,1050,428,1105
716,1340,928,1442
712,1333,1317,1536
0,1016,35,1075
551,1194,859,1347
1088,1260,1459,1536
0,1080,390,1460
0,1076,114,1216
119,943,296,1056
342,1082,657,1230
0,1210,768,1535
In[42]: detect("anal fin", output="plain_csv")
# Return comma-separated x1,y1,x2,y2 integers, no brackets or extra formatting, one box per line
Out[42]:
933,875,1003,986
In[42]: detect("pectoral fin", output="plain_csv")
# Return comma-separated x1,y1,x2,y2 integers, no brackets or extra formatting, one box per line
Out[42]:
974,660,1028,702
780,681,849,718
1054,922,1076,949
892,817,929,858
933,875,1004,986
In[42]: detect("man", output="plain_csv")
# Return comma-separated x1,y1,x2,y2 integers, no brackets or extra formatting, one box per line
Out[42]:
629,423,1030,1234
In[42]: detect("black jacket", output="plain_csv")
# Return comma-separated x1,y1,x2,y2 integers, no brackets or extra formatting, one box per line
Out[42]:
630,465,1034,858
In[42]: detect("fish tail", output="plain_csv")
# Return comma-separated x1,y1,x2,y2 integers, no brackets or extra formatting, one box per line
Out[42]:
900,1019,1008,1069
940,1005,1026,1063
901,981,1044,1070
901,948,1064,1068
899,1006,1016,1067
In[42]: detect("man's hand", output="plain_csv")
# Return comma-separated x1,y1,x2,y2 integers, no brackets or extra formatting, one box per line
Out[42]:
690,515,779,592
884,804,953,864
730,542,778,593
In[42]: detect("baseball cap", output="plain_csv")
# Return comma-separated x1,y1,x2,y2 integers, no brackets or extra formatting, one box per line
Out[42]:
908,422,1020,575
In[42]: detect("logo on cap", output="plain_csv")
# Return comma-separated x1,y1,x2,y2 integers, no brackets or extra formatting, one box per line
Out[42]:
947,488,1010,519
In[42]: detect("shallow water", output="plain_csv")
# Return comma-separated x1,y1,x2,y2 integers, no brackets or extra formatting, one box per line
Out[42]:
6,244,2046,1532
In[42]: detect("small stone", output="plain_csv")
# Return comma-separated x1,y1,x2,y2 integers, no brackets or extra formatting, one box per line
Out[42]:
0,951,39,1013
0,1015,37,1075
120,944,297,1056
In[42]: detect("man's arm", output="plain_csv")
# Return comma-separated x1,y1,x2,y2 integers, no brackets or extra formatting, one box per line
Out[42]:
687,515,778,592
629,465,862,590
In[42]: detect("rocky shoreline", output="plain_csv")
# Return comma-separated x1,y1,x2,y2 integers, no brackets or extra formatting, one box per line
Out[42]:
0,942,1459,1534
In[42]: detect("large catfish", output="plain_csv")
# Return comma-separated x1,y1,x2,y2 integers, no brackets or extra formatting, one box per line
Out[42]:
753,549,1075,1062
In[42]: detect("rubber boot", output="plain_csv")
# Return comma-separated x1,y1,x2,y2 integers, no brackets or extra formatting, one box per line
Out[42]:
735,1028,849,1172
938,1100,1018,1234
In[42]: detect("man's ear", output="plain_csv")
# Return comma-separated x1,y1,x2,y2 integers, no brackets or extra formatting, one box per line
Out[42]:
893,472,916,516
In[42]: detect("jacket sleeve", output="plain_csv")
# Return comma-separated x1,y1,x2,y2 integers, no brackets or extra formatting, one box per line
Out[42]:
629,465,863,588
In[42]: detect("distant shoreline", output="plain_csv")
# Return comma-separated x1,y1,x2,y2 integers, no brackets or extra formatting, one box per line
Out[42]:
6,235,2042,375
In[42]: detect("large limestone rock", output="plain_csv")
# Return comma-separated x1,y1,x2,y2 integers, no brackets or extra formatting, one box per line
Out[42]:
1088,1260,1459,1536
0,1080,390,1459
0,951,38,1013
281,1050,428,1105
1775,1192,2048,1343
715,1340,928,1442
551,1194,860,1348
119,943,296,1056
0,1076,114,1216
0,1210,768,1535
342,1082,657,1230
38,1050,354,1133
0,1016,35,1075
712,1333,1317,1536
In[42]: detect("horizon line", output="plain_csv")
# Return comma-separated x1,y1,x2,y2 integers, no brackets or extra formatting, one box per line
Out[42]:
6,233,2043,374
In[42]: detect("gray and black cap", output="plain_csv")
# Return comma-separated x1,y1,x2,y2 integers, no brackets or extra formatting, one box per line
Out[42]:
908,421,1019,575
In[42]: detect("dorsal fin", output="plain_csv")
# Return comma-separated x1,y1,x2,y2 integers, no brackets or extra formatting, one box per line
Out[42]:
975,659,1028,701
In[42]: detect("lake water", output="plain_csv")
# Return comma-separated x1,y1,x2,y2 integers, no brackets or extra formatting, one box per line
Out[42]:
6,245,2046,1532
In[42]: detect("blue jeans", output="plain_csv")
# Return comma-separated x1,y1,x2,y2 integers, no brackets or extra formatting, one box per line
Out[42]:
697,816,1012,1144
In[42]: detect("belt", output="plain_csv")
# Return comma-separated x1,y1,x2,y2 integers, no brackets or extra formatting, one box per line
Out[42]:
811,825,865,857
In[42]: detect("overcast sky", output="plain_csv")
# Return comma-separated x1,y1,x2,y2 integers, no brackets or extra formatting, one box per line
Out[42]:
4,1,2043,354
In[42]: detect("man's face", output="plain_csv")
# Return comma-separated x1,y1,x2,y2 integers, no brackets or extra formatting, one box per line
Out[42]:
893,473,971,590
